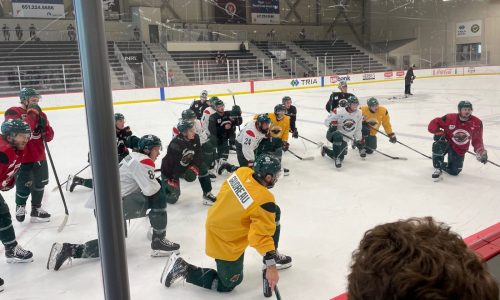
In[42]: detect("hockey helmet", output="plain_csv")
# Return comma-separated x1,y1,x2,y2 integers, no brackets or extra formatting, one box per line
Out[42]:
138,134,162,154
253,154,281,189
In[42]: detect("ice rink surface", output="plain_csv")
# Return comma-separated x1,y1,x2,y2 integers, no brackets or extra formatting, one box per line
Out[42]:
1,75,499,299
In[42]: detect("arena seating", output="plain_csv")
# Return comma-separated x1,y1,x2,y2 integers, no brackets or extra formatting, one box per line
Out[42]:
0,41,131,97
168,50,272,82
295,40,387,74
252,41,315,76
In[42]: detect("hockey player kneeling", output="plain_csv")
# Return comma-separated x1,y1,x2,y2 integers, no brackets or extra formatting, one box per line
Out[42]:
428,101,487,181
322,95,364,168
161,119,216,206
47,135,180,271
161,154,291,292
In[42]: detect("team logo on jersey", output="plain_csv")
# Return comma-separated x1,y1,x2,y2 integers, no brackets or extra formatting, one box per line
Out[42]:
180,149,195,167
451,129,470,145
449,125,455,130
342,118,356,132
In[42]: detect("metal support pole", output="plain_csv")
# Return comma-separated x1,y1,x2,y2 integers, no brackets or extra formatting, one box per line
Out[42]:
270,58,274,79
289,59,293,78
16,65,23,89
441,46,444,66
141,63,145,87
165,61,170,87
73,1,130,300
227,59,230,82
62,64,67,92
368,55,371,72
324,56,326,75
262,58,265,79
237,59,240,81
350,55,353,73
153,62,157,87
316,57,319,76
485,45,488,65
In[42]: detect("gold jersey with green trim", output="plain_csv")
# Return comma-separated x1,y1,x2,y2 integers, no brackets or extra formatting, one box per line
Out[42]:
360,105,394,137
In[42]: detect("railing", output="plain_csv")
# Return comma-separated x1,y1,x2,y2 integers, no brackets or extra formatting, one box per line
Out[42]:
162,28,247,42
113,42,137,88
0,28,136,42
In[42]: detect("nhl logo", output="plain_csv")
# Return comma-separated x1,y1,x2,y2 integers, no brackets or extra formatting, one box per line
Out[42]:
449,125,455,130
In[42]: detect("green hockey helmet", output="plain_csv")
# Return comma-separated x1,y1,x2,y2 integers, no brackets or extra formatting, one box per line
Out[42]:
347,95,359,106
181,109,196,120
213,98,224,108
253,154,282,188
282,96,291,104
274,104,286,114
138,134,162,154
114,113,125,121
1,119,31,138
458,100,473,111
208,96,220,108
255,113,272,134
19,87,40,104
367,97,379,107
176,119,194,133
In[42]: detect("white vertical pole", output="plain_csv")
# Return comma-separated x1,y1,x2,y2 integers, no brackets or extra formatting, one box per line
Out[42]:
237,59,240,81
316,57,319,76
485,45,488,65
350,55,353,73
368,55,371,72
441,46,444,66
17,66,22,89
271,58,274,79
198,61,201,83
165,61,170,87
294,58,297,77
227,59,230,82
324,56,326,75
262,58,265,79
141,63,145,87
153,62,158,87
62,64,67,92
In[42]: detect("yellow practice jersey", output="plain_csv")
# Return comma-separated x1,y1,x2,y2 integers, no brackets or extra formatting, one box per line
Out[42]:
360,106,394,136
205,167,276,261
253,113,290,141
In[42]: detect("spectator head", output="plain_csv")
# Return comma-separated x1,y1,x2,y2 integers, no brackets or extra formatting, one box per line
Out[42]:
347,217,499,300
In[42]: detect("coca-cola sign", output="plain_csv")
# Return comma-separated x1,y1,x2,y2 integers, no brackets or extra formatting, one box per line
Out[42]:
384,71,393,79
396,71,405,77
433,68,453,76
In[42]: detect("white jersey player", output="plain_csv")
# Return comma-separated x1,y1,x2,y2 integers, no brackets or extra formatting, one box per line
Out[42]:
235,114,272,166
173,110,208,144
201,97,217,133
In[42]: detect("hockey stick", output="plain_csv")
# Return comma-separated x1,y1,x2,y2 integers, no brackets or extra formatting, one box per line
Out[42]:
51,164,90,192
287,149,314,160
227,89,241,131
274,285,282,300
466,151,500,168
341,133,408,160
298,135,324,148
44,139,69,232
368,126,432,159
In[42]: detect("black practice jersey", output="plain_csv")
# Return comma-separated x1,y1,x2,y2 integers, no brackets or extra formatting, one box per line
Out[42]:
189,100,209,120
161,134,202,179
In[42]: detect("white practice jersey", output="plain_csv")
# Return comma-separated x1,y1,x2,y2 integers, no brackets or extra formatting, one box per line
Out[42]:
172,119,208,144
324,107,363,142
236,121,267,162
201,106,216,133
119,152,160,197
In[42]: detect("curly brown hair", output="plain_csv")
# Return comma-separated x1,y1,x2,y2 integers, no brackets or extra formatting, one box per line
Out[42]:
347,217,499,300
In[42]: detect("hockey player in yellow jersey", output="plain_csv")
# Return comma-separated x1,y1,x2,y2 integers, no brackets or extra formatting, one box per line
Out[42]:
254,104,291,175
360,97,397,154
161,154,292,293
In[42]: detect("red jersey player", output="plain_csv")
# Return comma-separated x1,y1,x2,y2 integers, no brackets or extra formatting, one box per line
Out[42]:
428,100,487,180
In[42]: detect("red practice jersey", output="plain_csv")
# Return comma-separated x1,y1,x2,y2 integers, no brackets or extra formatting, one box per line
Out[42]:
0,137,24,191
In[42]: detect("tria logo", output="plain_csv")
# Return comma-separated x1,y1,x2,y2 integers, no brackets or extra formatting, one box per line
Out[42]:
290,79,300,87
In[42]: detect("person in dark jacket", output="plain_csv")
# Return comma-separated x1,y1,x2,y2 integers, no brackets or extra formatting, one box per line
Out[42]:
405,64,416,96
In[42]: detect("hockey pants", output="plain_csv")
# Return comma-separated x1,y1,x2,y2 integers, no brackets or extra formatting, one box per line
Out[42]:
15,161,49,208
0,194,17,249
432,137,464,176
325,129,348,160
185,205,281,292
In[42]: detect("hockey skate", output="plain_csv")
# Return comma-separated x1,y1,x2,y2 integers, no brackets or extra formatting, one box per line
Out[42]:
321,146,327,157
161,253,190,287
359,148,366,159
335,157,342,168
283,168,290,176
47,242,75,271
30,207,51,223
217,160,229,175
66,174,84,192
208,171,217,182
275,251,292,270
432,168,443,182
203,192,217,206
15,204,26,222
5,244,33,263
0,277,3,292
151,236,180,257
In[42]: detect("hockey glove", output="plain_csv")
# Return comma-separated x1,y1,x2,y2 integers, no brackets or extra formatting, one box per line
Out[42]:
433,130,445,141
329,120,338,130
37,115,47,129
231,105,242,116
221,120,232,130
282,141,290,152
165,178,179,190
184,165,199,182
388,133,397,144
247,161,254,168
27,103,42,116
291,129,299,139
476,150,488,164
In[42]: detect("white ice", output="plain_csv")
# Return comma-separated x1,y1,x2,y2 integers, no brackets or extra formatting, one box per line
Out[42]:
1,75,499,300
